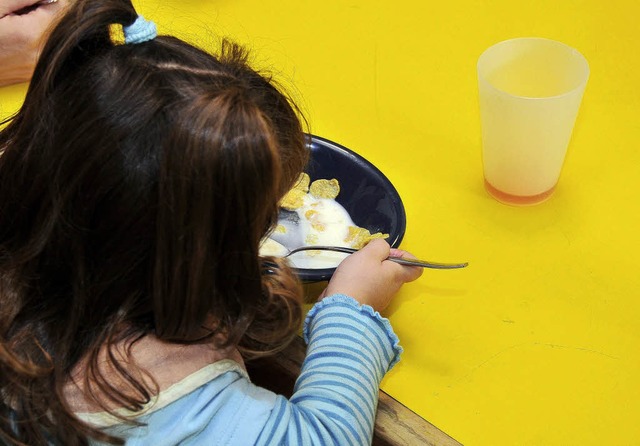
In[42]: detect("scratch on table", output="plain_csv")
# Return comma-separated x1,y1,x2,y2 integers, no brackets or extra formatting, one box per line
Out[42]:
535,342,620,360
451,342,530,386
451,341,619,387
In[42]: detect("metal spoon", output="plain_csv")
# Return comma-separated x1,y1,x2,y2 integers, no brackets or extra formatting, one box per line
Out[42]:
284,245,468,270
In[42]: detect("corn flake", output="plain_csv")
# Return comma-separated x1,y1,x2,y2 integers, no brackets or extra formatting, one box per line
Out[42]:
304,209,326,232
344,226,389,249
309,178,340,199
280,188,306,210
305,233,319,245
294,173,310,192
280,173,312,210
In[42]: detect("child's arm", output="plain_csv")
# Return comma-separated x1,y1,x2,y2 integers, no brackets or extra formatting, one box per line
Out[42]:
256,295,400,445
255,240,422,445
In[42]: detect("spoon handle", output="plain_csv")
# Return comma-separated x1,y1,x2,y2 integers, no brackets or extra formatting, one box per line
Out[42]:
386,256,468,269
286,245,468,270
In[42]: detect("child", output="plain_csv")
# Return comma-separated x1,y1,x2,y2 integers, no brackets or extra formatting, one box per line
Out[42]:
0,0,422,444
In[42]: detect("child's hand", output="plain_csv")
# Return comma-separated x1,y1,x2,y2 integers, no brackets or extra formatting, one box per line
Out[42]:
321,239,423,312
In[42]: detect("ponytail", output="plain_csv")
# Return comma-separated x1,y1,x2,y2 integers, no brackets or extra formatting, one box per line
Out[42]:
33,0,137,94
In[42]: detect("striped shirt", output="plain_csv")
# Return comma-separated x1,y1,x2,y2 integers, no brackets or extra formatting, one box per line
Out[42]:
85,294,402,445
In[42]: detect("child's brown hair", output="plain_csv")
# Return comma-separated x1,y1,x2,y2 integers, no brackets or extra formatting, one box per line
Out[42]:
0,0,308,444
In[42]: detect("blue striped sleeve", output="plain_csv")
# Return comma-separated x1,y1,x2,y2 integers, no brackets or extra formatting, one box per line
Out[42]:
255,294,402,446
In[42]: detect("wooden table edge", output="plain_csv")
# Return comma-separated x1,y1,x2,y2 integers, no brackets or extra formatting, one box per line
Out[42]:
247,335,463,446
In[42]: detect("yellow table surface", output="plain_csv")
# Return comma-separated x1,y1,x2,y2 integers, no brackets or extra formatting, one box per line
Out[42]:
2,1,639,444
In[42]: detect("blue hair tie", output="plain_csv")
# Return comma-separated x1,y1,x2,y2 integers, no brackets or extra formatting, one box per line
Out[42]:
123,15,157,45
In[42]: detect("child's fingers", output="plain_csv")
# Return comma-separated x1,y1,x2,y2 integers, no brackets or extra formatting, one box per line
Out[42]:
360,241,423,283
357,238,391,261
385,248,424,283
388,248,414,259
398,262,424,282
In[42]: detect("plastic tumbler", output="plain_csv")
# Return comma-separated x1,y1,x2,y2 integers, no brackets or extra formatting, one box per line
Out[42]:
477,37,589,205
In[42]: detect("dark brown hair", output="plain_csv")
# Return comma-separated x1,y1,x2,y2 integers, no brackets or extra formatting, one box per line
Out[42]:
0,0,309,444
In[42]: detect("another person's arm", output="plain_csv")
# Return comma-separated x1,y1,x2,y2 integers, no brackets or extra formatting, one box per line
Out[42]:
0,0,68,87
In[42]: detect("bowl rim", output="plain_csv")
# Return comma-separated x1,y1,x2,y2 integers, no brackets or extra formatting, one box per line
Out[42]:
293,134,407,282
